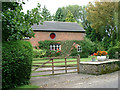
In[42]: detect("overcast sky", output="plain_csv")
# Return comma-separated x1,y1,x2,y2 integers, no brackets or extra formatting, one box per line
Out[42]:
22,0,94,15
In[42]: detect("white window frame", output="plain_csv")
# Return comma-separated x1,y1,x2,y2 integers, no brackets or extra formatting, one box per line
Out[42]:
50,44,61,51
23,37,29,40
77,45,82,52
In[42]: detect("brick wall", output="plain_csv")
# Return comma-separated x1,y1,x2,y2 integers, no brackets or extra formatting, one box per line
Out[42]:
29,31,85,46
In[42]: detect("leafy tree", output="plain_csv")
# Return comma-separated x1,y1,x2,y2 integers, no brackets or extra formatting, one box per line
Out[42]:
2,2,43,41
86,1,118,44
41,5,52,21
54,8,65,21
65,10,76,22
66,5,80,22
78,5,103,42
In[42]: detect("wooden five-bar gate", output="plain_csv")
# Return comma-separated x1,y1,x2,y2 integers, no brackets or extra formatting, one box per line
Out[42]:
32,55,80,77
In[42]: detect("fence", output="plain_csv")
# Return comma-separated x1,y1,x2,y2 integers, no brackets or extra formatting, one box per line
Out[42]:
32,55,80,76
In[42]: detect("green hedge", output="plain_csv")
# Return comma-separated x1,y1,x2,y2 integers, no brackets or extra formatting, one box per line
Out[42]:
2,40,33,89
38,38,96,58
108,46,120,59
33,49,46,58
38,40,60,57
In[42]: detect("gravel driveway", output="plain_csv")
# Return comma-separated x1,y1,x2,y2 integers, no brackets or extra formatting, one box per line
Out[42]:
30,70,119,88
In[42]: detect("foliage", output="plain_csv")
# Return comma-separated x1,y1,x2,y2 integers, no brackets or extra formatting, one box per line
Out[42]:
108,46,120,59
86,1,118,44
93,51,108,56
54,8,65,21
54,5,83,22
2,40,33,89
65,10,76,22
49,50,61,57
38,40,61,57
41,5,52,21
14,85,39,89
33,49,46,58
38,38,96,58
70,38,96,58
94,41,105,51
2,2,43,41
65,5,81,22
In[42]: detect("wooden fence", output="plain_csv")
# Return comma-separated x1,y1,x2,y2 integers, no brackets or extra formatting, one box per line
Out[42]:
32,55,80,76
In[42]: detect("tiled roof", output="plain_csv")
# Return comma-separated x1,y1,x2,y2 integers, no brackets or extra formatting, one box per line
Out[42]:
32,21,85,32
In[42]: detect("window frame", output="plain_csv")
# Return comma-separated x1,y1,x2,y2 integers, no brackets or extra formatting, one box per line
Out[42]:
50,44,61,51
77,45,82,52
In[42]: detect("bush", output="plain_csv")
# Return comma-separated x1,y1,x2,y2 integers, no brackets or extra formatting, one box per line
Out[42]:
2,40,33,89
33,49,46,58
38,40,61,57
70,38,96,58
108,46,120,59
38,38,96,58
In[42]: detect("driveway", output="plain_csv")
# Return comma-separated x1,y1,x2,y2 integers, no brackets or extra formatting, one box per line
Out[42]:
30,70,119,88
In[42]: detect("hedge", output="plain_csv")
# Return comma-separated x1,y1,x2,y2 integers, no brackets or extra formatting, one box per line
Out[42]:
108,46,120,59
38,38,96,58
2,40,33,89
33,49,46,58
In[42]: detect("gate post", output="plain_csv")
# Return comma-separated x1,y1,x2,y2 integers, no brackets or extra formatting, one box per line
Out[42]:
52,59,54,74
65,57,67,73
77,54,80,73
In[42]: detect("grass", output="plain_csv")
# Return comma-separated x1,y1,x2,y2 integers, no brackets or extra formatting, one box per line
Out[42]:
11,85,39,90
32,56,94,66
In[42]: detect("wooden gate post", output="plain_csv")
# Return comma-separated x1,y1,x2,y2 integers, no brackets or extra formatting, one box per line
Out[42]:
65,57,67,73
77,54,80,73
51,59,54,74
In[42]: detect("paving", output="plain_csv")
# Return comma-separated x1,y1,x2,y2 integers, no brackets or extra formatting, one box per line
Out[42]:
30,70,119,88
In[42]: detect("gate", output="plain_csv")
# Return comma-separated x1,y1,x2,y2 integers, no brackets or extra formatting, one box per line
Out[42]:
32,55,80,77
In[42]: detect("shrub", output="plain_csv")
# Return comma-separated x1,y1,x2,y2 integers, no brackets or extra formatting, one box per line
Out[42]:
108,46,120,59
69,38,96,58
38,38,96,58
94,41,105,51
2,40,33,89
33,49,46,58
38,40,61,57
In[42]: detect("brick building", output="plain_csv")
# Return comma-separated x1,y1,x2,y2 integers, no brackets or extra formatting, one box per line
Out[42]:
29,21,85,47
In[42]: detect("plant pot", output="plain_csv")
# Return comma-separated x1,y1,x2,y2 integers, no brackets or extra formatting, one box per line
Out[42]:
97,56,106,61
92,58,96,62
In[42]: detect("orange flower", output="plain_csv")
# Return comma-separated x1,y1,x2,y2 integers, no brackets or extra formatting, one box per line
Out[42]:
93,53,97,56
96,51,107,56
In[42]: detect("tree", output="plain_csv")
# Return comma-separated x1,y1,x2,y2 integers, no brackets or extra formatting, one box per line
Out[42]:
41,5,52,21
66,5,81,22
65,10,76,22
86,1,118,44
2,2,43,41
54,8,64,21
78,5,103,42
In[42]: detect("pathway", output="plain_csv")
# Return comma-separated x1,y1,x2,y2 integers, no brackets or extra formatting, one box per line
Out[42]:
30,70,119,88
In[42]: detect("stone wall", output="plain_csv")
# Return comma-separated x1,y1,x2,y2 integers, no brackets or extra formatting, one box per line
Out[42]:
79,60,120,75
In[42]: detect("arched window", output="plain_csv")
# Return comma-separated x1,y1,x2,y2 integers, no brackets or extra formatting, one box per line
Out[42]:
77,45,82,52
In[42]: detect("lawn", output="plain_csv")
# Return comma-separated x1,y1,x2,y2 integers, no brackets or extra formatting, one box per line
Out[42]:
10,85,39,90
32,56,94,66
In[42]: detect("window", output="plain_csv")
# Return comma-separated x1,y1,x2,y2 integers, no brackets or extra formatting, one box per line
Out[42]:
50,44,61,51
77,45,82,52
50,33,56,39
23,37,29,40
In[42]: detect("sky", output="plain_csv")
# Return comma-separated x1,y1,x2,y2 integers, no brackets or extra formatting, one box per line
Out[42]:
22,0,94,15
